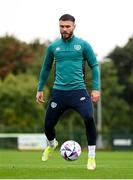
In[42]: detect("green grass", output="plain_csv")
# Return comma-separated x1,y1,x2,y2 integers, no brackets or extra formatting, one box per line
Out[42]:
0,150,133,179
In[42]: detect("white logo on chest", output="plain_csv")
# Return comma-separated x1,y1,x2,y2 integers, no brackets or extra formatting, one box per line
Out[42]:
55,47,60,51
74,45,81,51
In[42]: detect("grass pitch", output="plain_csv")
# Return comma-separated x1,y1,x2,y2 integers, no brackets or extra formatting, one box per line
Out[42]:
0,150,133,179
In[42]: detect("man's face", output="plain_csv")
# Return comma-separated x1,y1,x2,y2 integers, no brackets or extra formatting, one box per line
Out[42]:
59,20,75,40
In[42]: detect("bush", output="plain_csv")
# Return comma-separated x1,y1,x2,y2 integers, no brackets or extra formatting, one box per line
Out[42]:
0,74,49,132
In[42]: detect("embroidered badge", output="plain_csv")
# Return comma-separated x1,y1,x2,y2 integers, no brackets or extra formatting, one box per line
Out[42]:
51,102,57,108
74,45,81,51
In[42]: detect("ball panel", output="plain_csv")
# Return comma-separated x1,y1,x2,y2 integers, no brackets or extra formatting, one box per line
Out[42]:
60,140,81,161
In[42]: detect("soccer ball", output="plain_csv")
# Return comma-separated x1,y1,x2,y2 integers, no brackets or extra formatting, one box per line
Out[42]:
60,140,81,161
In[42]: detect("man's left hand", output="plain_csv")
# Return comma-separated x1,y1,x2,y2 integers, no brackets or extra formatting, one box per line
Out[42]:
91,90,100,103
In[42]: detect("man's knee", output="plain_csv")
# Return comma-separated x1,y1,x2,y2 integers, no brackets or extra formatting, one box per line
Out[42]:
82,112,93,122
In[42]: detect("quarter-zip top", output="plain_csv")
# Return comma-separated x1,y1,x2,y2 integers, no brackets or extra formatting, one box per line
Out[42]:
38,36,100,91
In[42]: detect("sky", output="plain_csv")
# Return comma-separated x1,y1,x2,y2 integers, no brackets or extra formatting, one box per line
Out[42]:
0,0,133,59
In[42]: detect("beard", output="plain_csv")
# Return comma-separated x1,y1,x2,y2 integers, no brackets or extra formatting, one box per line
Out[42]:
61,31,73,40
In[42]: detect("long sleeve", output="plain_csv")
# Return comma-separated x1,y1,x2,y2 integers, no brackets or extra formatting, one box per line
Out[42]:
37,45,54,91
83,41,100,90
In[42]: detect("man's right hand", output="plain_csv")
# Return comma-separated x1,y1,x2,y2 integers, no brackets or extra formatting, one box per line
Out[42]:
36,91,44,104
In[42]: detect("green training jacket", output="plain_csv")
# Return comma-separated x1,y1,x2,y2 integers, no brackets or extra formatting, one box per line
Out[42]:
37,35,100,91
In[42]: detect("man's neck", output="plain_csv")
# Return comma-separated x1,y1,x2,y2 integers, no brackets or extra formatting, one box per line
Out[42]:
62,34,74,41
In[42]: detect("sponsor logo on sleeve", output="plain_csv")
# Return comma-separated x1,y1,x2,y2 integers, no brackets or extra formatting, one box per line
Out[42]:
55,47,60,51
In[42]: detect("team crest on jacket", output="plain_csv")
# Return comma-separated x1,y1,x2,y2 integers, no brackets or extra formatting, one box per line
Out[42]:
74,45,81,51
51,102,57,108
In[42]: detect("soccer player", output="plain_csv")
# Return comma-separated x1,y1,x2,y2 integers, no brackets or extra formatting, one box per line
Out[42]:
36,14,100,170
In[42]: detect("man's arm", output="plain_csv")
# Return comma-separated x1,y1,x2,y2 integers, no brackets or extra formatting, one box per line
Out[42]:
83,41,100,103
36,45,54,103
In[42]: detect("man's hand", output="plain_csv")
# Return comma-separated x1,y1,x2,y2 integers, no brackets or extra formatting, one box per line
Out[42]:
36,91,44,104
91,90,100,103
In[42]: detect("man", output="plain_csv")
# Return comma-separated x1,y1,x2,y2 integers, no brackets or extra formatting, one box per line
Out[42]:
36,14,100,170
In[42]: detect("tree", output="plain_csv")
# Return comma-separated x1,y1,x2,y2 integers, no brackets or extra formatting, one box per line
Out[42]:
0,74,49,132
101,61,130,133
28,39,48,76
109,37,133,105
0,35,34,79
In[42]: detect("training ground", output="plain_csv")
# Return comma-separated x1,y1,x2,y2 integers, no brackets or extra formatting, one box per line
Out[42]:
0,150,133,179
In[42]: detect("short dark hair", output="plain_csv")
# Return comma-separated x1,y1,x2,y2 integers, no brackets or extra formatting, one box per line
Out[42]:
59,14,75,22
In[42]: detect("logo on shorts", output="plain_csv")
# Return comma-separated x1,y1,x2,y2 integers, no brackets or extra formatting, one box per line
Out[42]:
80,97,86,101
74,45,81,51
51,102,57,108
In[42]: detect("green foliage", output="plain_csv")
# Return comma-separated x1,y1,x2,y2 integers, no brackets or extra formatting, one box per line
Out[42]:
109,37,133,105
0,74,49,132
108,36,133,133
0,35,35,78
28,39,48,76
101,61,130,133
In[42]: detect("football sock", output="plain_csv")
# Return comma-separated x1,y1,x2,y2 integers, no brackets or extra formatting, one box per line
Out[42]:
48,138,56,147
88,145,96,158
